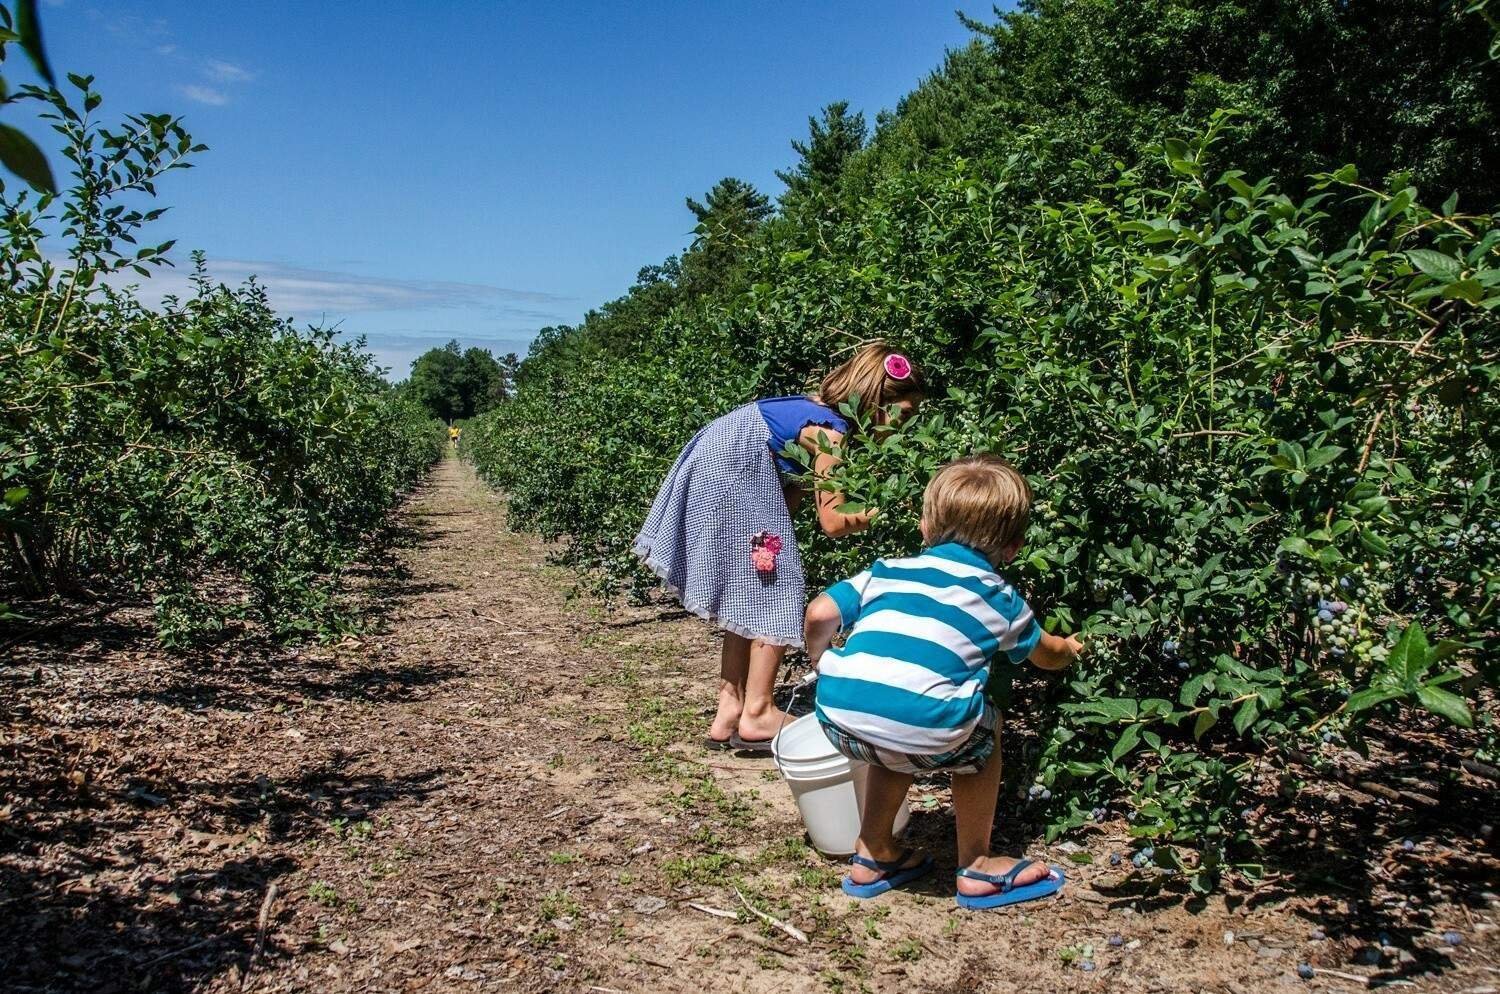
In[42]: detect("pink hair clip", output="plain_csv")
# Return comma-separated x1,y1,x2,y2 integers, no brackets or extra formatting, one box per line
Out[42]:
884,353,912,380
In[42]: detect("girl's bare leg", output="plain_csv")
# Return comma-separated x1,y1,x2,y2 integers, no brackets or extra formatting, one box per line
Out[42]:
710,632,751,741
950,729,1049,894
734,638,792,741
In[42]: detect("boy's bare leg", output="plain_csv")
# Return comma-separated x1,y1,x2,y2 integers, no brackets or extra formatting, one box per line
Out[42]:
733,638,792,741
849,765,922,884
951,729,1049,894
710,633,751,741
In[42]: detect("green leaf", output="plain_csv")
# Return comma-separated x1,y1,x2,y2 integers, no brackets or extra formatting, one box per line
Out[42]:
1232,698,1259,736
1305,445,1345,469
1406,248,1463,282
1111,723,1143,762
0,124,56,193
1192,709,1216,740
1179,671,1210,706
1345,686,1404,714
1279,536,1316,559
1061,698,1139,721
1415,685,1473,728
15,0,56,85
1390,623,1431,688
1442,278,1486,304
3,486,28,506
1067,852,1094,865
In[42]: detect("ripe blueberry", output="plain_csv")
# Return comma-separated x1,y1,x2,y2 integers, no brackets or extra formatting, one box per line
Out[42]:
1297,964,1314,980
1443,930,1461,946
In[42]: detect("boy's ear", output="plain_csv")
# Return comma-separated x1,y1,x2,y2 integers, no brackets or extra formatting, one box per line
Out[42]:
919,515,932,544
999,537,1024,563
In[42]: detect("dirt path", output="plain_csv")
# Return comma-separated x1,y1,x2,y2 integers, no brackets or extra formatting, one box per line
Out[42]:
3,455,1496,994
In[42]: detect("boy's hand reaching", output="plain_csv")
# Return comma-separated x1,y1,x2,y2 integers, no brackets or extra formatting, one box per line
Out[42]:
1062,633,1084,661
1028,631,1084,671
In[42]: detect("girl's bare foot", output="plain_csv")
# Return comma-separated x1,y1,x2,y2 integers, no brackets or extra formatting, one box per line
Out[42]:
956,854,1050,896
708,710,739,743
733,707,794,742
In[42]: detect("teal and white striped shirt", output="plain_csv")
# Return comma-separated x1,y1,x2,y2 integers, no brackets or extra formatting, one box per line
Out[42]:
813,542,1042,754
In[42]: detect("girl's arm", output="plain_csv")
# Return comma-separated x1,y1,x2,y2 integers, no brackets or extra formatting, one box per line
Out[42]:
799,426,875,538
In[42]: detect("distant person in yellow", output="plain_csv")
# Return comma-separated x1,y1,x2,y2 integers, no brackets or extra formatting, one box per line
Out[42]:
449,425,461,447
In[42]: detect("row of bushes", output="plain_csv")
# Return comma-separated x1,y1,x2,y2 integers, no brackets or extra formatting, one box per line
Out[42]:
464,5,1498,889
1,79,445,643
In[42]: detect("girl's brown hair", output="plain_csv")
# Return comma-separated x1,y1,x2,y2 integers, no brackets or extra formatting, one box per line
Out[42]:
817,341,926,420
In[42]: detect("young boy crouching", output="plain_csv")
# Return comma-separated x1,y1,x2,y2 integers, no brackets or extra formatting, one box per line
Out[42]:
805,455,1082,909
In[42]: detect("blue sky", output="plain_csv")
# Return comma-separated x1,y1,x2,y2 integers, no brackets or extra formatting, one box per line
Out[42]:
20,1,999,377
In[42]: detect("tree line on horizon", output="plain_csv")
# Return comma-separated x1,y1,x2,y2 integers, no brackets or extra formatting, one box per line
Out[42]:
397,341,520,423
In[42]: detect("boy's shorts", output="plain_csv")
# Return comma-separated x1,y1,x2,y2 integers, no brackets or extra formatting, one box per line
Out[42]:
818,707,998,776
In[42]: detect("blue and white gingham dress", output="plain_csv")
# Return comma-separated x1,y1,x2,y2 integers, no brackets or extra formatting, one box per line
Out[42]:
632,402,806,647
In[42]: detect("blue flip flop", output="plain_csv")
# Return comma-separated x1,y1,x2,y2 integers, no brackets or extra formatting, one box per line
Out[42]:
840,849,934,899
954,859,1066,910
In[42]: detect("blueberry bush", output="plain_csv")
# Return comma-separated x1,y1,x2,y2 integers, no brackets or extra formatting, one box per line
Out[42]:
796,120,1495,888
1,77,445,643
464,7,1498,890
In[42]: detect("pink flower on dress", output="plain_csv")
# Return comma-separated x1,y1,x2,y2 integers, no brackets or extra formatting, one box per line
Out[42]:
750,531,782,575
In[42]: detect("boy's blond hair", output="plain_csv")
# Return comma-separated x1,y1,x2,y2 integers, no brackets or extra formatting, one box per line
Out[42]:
922,455,1032,564
818,341,925,422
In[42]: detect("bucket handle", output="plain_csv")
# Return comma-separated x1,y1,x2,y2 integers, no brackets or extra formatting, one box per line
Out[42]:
771,670,819,781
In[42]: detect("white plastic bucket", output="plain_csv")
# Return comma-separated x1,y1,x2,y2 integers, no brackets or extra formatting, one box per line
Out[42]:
772,713,910,856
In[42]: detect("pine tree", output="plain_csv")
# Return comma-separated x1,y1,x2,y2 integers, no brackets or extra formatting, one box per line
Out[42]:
776,100,868,206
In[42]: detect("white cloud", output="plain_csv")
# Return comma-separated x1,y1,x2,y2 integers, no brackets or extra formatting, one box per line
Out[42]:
179,84,228,106
94,258,571,321
204,59,254,83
